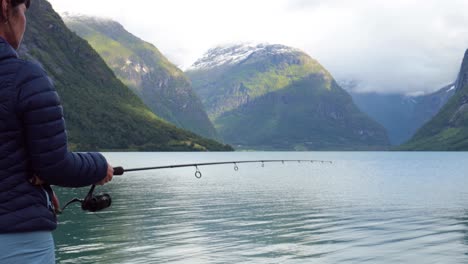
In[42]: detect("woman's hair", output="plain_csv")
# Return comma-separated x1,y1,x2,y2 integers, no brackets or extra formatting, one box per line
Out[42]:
0,0,30,21
11,0,31,9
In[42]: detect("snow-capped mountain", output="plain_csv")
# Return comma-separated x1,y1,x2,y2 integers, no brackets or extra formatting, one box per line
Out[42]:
186,44,390,150
189,43,301,71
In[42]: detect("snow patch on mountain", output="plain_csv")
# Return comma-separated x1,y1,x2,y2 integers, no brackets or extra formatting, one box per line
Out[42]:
62,12,113,23
189,43,300,71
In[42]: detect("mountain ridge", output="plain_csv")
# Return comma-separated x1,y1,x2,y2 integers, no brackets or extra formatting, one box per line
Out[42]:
188,43,390,150
18,0,231,151
188,43,333,119
454,49,468,91
401,49,468,150
63,15,219,139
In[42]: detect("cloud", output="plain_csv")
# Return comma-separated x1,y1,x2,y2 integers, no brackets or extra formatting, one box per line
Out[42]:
283,0,468,94
48,0,468,95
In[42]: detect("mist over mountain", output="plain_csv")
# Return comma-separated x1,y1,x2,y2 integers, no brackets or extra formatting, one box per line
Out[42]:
187,43,389,150
63,15,218,140
17,0,231,151
343,82,456,145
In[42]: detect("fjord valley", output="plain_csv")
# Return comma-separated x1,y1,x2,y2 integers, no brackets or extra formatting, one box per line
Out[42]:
20,0,468,152
187,44,390,150
345,82,456,145
343,48,468,150
23,1,468,263
20,0,231,151
63,15,218,140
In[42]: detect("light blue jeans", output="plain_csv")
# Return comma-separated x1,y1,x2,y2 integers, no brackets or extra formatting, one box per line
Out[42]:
0,231,55,264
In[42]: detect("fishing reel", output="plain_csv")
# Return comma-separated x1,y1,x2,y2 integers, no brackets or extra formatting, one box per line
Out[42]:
62,185,112,213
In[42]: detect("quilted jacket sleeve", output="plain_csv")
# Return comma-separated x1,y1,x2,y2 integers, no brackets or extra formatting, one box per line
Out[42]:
15,62,108,187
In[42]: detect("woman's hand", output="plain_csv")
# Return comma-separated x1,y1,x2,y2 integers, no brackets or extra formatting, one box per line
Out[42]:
97,164,114,185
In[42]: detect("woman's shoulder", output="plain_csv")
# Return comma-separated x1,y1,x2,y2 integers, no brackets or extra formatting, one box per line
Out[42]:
8,59,56,97
0,55,49,86
0,57,44,88
12,59,56,106
14,59,48,82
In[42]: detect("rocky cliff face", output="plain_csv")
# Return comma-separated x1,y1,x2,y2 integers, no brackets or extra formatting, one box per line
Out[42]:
455,50,468,91
188,43,390,150
64,15,218,140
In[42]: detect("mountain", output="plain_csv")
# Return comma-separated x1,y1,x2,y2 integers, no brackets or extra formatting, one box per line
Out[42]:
345,83,455,145
187,44,390,150
18,0,231,151
63,15,218,140
401,49,468,150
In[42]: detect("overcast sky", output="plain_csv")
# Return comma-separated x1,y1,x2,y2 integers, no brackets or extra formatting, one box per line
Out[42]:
47,0,468,95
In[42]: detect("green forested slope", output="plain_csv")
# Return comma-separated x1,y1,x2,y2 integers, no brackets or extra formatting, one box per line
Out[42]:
18,0,231,151
64,16,218,139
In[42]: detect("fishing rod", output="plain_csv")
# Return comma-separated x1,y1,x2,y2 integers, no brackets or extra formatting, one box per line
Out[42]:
61,159,332,213
113,159,333,178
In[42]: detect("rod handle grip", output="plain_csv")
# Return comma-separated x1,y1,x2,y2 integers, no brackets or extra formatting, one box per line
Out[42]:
113,166,124,175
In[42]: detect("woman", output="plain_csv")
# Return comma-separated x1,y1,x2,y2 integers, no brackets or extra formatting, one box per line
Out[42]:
0,0,114,263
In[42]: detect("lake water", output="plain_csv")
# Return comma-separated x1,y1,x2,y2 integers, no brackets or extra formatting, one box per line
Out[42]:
54,152,468,263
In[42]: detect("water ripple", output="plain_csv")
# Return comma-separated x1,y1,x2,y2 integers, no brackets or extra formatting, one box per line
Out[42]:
54,152,468,263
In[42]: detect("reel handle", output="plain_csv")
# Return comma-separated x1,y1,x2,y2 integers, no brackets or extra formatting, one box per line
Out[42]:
82,193,112,212
113,166,124,175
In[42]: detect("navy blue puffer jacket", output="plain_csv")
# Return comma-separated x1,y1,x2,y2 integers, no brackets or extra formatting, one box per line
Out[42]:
0,38,108,233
